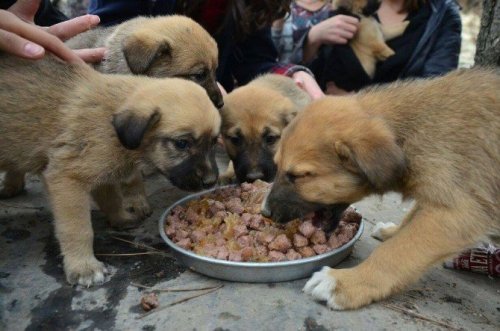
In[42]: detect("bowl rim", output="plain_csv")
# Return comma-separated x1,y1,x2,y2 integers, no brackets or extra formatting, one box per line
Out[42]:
158,185,364,268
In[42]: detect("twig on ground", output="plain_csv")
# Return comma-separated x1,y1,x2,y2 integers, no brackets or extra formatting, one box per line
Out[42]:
95,252,159,257
110,236,171,257
383,303,461,331
131,282,222,292
0,202,44,211
136,285,224,319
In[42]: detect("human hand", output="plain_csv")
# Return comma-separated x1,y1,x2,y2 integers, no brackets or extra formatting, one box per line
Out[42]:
0,0,104,64
325,81,353,95
308,15,359,46
217,81,227,96
292,71,324,100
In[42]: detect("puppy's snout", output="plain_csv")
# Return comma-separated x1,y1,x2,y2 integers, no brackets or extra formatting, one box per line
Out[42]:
245,170,264,182
202,173,217,188
215,99,224,109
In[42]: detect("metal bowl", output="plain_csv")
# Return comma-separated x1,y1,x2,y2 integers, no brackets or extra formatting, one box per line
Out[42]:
159,186,364,283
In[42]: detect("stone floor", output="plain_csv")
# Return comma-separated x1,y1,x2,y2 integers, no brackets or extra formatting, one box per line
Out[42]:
1,160,498,330
0,9,496,331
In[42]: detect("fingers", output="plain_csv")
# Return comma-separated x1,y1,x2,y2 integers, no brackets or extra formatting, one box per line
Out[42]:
7,0,41,22
0,10,84,64
47,15,100,41
337,15,360,26
292,71,325,100
217,82,228,96
74,47,106,63
0,28,45,59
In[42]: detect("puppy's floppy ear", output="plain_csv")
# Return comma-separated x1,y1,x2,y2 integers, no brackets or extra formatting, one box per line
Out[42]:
112,108,161,150
334,118,406,191
280,111,298,127
278,99,299,126
122,32,172,74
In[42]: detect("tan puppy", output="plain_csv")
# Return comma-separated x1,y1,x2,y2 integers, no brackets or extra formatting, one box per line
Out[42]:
220,74,311,183
1,15,222,221
0,55,221,286
67,15,222,107
262,68,500,309
334,0,409,78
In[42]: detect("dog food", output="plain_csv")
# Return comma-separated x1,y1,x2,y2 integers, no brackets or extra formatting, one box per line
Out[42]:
165,181,361,262
140,292,159,311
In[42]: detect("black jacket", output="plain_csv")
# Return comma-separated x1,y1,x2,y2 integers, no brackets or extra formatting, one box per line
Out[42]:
311,0,462,91
88,0,284,91
0,0,67,26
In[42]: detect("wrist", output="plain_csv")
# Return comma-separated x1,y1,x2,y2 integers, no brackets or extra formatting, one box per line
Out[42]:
286,65,315,79
307,26,321,46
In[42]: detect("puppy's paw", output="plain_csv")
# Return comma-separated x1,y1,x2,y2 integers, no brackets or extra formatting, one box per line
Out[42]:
371,222,397,241
123,193,152,221
305,266,389,310
107,210,143,230
64,256,110,287
303,266,344,310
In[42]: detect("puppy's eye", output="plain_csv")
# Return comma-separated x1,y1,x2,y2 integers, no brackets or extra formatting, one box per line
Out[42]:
286,172,311,183
286,172,298,183
229,136,242,146
264,135,280,145
191,69,208,81
173,139,191,151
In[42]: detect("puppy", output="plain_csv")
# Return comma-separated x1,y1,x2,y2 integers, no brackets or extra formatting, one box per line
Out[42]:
67,15,223,108
0,55,221,286
1,15,222,221
220,74,311,183
333,0,409,78
262,68,500,309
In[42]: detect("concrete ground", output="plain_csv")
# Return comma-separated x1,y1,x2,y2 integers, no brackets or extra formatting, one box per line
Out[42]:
1,5,495,331
0,147,499,331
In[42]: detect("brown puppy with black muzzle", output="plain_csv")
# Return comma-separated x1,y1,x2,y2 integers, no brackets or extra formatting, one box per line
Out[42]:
262,68,500,309
0,55,221,286
0,15,222,223
220,74,311,183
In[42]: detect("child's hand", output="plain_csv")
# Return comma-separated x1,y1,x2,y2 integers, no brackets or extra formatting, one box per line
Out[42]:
308,15,359,46
0,0,104,64
293,71,324,100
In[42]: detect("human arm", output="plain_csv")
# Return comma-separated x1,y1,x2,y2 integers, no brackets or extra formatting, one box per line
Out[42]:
231,26,324,99
420,3,462,77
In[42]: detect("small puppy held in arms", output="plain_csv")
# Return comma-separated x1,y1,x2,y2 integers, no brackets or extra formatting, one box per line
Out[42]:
262,68,499,309
0,15,223,224
220,74,311,183
333,0,409,78
0,55,221,286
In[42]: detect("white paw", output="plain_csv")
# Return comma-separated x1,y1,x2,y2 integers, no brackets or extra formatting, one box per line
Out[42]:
371,222,397,241
303,266,344,310
65,257,111,287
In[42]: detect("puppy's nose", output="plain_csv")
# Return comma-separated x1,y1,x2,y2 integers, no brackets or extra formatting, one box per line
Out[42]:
215,100,224,109
202,174,217,188
245,170,264,182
